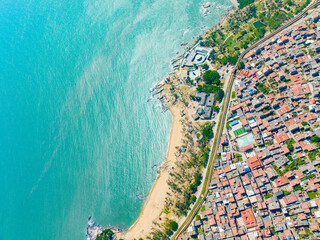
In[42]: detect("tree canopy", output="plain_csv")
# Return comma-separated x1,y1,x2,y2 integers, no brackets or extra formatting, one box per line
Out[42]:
238,0,255,9
96,229,114,240
219,55,238,65
201,123,213,141
237,61,245,69
202,70,220,85
215,88,224,102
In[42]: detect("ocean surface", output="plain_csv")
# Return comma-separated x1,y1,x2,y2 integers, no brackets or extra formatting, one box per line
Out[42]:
0,0,232,239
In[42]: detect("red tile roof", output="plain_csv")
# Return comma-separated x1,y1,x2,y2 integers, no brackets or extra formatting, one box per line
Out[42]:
247,155,263,170
241,208,257,229
274,132,290,144
274,176,289,187
293,84,310,95
283,193,298,205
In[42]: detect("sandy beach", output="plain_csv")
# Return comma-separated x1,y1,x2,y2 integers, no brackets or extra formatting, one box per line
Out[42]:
120,106,184,239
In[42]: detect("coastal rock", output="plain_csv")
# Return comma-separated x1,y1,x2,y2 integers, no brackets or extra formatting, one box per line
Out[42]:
203,2,210,8
86,216,103,240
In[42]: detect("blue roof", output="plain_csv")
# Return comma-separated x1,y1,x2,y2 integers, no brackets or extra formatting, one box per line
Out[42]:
230,120,239,126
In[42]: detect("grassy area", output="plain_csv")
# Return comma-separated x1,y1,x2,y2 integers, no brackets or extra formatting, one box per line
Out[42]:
264,192,273,199
301,174,316,181
307,191,320,200
235,153,243,162
293,185,304,191
234,126,246,137
308,150,319,161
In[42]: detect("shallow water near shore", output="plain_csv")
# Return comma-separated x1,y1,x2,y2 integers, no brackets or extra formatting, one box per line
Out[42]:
0,0,232,239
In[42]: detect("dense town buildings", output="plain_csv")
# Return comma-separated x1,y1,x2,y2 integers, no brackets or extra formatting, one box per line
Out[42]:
182,8,320,240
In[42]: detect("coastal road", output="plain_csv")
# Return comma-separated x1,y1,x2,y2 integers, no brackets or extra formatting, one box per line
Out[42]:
173,0,320,239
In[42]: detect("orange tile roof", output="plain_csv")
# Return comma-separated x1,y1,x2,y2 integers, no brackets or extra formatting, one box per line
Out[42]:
274,132,290,144
297,55,308,64
300,141,315,151
293,84,311,96
277,105,290,115
283,193,298,205
274,176,289,187
225,165,232,173
247,155,263,170
241,208,257,229
307,113,317,120
242,118,248,125
206,209,213,216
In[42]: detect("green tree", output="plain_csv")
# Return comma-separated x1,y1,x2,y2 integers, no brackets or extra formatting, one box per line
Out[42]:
215,88,224,102
311,136,320,143
211,106,219,112
202,70,220,85
201,123,213,140
167,220,178,231
209,49,216,60
237,61,245,69
238,0,255,9
96,229,114,240
287,144,294,152
286,0,294,6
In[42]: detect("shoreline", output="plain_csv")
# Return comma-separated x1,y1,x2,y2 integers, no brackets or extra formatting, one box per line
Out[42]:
229,0,239,8
118,1,239,238
119,105,184,239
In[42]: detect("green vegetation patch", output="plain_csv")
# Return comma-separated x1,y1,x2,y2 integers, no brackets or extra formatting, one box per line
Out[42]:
257,83,270,94
96,229,114,240
202,70,220,85
262,11,289,30
264,192,273,199
197,85,224,102
310,135,320,147
293,185,304,192
308,150,319,161
235,153,243,162
237,61,245,70
307,191,320,200
219,54,238,65
234,126,246,137
281,189,292,196
301,174,316,181
238,0,255,9
253,21,265,28
295,0,311,14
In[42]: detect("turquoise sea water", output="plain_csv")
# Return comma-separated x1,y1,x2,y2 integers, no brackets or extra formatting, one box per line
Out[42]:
0,0,232,239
